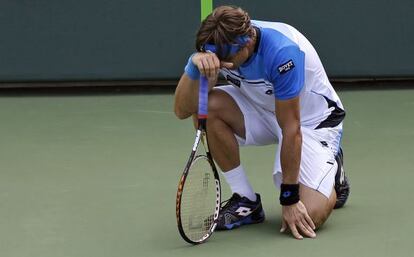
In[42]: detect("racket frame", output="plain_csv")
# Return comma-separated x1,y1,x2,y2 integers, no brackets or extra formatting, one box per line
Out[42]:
176,77,221,245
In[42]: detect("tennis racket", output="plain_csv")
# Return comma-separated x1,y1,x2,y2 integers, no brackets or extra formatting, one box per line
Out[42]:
176,76,221,245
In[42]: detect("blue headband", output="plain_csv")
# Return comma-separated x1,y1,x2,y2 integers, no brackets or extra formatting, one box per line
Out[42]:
203,35,250,59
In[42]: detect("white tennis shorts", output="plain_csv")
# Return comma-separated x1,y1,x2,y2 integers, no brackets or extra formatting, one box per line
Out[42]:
217,85,343,198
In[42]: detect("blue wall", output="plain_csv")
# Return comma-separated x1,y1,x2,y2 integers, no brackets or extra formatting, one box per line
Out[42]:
0,0,412,82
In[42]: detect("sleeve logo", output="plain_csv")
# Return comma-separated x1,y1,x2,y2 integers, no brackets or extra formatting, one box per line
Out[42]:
278,60,295,74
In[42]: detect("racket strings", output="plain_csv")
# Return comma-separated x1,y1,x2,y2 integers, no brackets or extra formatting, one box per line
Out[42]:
180,156,217,242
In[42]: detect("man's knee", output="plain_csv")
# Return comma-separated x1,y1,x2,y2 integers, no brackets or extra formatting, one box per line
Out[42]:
300,185,335,229
190,90,227,129
207,89,229,117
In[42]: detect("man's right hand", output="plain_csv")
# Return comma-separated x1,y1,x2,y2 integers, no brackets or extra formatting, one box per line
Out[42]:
191,52,221,82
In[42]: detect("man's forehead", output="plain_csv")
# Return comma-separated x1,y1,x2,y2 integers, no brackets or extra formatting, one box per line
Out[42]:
203,35,250,59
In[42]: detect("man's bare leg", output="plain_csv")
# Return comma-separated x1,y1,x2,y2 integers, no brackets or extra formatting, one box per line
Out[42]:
299,184,337,229
204,88,245,171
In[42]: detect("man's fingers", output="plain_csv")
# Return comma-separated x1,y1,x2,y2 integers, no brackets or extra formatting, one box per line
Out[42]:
213,56,220,76
221,61,234,69
207,55,217,78
193,52,221,78
281,202,316,240
297,219,316,238
201,55,220,79
302,216,316,236
197,60,206,77
201,58,211,77
288,222,303,240
280,220,287,233
304,213,316,230
301,217,316,237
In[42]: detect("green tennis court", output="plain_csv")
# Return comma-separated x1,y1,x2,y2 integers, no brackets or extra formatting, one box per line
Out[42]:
1,85,413,257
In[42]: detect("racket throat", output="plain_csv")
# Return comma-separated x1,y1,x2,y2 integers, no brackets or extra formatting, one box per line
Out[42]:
197,118,207,130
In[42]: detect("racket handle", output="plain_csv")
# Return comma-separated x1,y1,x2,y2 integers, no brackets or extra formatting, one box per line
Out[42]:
198,76,208,118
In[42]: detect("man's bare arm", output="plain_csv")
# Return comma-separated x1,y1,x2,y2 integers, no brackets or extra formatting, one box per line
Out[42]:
275,96,302,184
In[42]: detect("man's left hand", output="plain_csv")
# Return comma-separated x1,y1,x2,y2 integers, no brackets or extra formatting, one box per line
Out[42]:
280,200,316,239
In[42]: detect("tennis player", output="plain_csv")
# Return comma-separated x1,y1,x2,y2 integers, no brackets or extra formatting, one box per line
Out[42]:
174,5,350,239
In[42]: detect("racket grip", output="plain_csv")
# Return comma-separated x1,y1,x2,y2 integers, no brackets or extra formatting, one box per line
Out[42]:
198,76,208,118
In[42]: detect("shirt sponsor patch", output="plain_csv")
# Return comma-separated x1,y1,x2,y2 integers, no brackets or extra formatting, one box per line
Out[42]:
278,60,295,74
226,75,241,87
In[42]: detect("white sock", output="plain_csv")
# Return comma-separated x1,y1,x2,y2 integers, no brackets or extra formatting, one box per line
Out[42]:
222,165,257,202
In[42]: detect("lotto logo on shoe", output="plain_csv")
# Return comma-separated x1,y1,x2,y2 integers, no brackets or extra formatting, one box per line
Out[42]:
235,207,253,217
278,60,295,74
